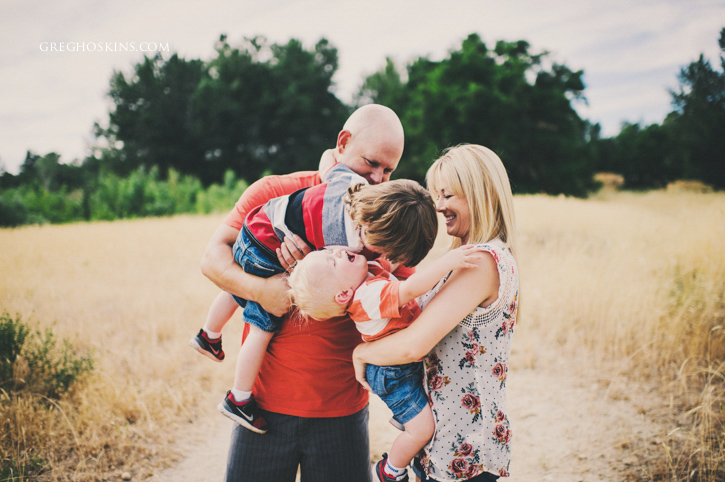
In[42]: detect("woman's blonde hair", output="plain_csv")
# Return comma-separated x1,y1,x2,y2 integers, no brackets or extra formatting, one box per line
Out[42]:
426,144,517,255
287,252,348,321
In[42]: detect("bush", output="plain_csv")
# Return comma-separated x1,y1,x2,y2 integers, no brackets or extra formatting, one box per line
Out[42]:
0,190,30,227
1,166,245,227
0,314,29,386
195,169,248,214
20,186,84,224
0,313,94,398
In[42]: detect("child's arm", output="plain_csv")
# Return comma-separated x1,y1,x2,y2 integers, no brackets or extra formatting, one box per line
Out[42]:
318,148,337,181
397,245,479,307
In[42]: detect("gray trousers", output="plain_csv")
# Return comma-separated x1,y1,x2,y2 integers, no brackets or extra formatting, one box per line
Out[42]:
224,405,372,482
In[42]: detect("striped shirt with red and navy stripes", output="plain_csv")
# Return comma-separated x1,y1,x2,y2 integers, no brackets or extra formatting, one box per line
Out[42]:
244,163,367,254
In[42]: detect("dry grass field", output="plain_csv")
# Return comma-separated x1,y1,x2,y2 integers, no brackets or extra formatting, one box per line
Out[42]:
1,190,724,481
514,191,725,479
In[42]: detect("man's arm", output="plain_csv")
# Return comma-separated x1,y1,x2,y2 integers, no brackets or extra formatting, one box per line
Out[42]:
200,170,322,317
201,224,291,317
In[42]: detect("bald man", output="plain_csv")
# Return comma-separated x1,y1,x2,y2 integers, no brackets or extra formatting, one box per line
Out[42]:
201,105,408,482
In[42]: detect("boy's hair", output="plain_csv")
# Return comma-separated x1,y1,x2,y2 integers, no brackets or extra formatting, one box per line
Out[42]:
426,144,517,255
288,253,348,321
346,179,437,266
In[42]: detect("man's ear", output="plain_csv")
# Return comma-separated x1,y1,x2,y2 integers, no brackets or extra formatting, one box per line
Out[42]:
335,288,354,305
337,130,351,153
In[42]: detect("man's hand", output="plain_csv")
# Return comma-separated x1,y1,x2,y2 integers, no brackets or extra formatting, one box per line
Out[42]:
202,224,291,316
276,234,313,272
256,272,292,317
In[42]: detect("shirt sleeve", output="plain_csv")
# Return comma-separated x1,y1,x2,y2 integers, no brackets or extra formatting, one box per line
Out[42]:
223,171,321,230
348,277,402,323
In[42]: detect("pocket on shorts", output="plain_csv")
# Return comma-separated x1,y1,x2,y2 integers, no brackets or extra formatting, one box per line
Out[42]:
240,253,280,277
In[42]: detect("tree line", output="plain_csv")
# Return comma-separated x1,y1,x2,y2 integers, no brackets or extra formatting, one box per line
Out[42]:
1,29,723,227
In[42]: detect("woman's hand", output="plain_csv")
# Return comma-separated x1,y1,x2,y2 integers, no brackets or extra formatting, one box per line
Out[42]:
276,234,312,272
352,344,372,392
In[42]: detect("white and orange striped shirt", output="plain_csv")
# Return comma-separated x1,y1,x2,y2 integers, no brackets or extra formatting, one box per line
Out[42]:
347,259,422,342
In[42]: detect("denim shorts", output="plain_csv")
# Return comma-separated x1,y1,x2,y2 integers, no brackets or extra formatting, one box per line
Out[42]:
231,226,286,333
366,362,427,425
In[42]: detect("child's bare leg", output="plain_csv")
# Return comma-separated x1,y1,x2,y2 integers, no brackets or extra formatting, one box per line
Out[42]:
204,291,238,334
191,292,236,361
218,323,272,433
233,324,274,392
388,404,435,469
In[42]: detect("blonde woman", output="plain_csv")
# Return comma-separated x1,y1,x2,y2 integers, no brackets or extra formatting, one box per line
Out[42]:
353,144,519,481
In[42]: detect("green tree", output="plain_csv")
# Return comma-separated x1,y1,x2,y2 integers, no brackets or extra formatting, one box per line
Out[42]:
96,36,348,186
667,27,725,188
96,53,206,179
191,36,348,184
358,34,597,196
606,122,680,189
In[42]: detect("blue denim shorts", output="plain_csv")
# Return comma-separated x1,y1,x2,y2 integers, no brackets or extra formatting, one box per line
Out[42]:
366,362,427,425
231,226,286,333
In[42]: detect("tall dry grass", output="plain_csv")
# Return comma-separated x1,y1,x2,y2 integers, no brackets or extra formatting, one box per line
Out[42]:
0,215,241,480
1,190,723,480
515,190,725,479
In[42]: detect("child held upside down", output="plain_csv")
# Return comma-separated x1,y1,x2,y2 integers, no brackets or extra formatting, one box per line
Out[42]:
190,161,438,435
288,244,479,482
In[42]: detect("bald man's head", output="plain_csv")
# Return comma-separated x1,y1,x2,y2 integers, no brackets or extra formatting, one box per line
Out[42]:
335,104,404,185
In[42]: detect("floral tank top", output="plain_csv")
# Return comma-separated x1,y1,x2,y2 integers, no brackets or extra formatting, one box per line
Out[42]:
417,240,519,480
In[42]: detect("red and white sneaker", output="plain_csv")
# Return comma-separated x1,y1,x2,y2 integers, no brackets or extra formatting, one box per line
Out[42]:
218,391,268,434
374,453,409,482
189,329,225,362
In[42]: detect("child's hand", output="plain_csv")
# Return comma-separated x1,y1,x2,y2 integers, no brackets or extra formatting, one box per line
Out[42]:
318,149,337,180
442,244,480,270
277,234,312,272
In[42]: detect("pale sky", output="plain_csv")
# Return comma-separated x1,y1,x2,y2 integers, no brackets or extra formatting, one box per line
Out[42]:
0,0,722,174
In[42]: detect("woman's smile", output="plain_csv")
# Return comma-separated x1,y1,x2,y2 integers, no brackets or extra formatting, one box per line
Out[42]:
435,189,471,243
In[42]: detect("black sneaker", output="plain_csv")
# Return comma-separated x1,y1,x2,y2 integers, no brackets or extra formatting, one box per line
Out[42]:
189,329,225,362
374,453,409,482
218,391,268,434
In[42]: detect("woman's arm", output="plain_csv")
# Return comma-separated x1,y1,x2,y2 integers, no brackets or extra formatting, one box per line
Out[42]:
353,251,499,390
397,245,479,306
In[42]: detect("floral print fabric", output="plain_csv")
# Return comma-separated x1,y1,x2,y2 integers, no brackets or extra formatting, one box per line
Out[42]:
417,240,519,480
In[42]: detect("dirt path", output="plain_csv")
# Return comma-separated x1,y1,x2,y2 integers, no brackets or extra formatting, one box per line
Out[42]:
148,348,666,482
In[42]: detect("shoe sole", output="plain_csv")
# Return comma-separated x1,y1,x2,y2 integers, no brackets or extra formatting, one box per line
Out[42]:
217,402,267,434
189,338,224,362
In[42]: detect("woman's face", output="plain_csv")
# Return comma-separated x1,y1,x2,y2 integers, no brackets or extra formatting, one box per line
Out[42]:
434,186,471,244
